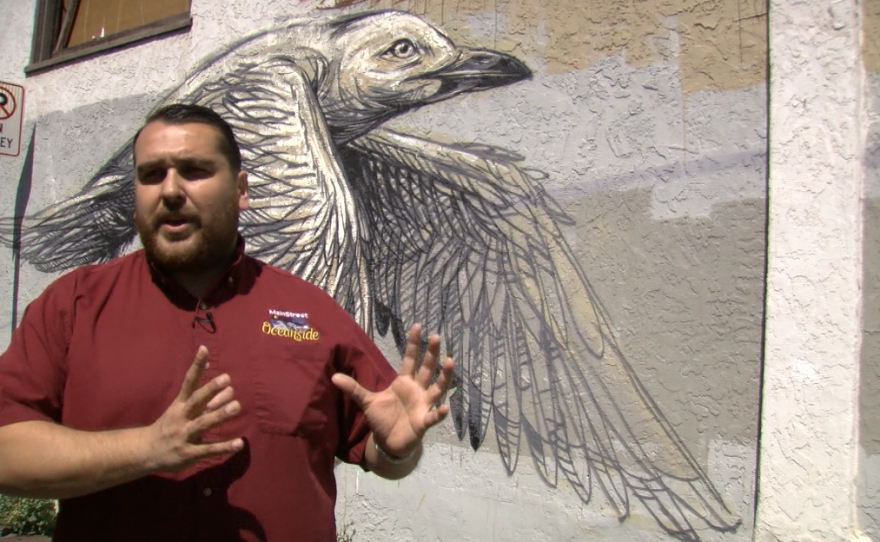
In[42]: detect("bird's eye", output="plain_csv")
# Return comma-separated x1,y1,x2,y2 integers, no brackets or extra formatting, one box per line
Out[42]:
383,39,418,60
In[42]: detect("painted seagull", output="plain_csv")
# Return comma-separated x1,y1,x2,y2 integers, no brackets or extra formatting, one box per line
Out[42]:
1,10,739,540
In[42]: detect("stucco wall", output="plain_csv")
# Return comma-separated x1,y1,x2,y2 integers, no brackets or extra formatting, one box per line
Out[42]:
0,1,769,541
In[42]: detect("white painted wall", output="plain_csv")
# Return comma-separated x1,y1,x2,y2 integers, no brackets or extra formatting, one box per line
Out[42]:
758,0,869,541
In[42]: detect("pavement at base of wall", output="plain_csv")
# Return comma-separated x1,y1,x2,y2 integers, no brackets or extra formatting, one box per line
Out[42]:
0,537,50,541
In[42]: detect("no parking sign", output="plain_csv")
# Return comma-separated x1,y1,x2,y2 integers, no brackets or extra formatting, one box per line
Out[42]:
0,81,25,157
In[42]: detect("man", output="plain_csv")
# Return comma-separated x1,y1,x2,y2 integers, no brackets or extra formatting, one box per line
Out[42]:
0,104,454,541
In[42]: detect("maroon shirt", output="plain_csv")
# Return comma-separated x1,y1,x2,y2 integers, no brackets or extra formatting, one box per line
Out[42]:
0,242,396,542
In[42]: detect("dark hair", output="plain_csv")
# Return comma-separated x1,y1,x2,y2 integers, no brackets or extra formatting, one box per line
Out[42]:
132,103,242,172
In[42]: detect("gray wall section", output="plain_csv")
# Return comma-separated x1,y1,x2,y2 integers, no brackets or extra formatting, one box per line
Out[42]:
564,192,764,458
0,1,766,540
860,71,880,540
861,196,880,537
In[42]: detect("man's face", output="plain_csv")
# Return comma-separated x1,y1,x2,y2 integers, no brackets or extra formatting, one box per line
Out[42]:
133,121,248,274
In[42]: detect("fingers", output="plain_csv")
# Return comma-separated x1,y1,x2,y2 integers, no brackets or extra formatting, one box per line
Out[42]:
414,333,441,388
173,435,245,468
331,373,372,409
399,324,422,377
422,404,450,429
205,385,235,412
197,437,245,458
186,373,231,418
430,357,455,399
178,346,241,443
178,346,210,400
188,399,242,442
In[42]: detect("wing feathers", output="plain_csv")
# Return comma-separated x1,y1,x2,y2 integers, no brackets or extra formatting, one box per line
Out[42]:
343,127,739,538
0,155,136,272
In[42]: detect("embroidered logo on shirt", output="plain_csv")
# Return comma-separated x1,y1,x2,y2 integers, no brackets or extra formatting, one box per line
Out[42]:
262,309,320,341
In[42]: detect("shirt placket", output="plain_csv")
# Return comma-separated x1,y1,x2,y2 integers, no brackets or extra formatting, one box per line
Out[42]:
192,466,223,542
189,274,235,539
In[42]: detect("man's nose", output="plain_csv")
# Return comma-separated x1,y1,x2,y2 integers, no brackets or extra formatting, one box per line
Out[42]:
160,169,185,203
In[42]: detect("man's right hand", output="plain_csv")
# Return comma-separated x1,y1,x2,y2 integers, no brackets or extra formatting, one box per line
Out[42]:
0,345,245,499
147,346,244,472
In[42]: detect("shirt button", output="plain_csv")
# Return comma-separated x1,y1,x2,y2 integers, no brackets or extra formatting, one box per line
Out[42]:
199,302,208,310
202,488,213,497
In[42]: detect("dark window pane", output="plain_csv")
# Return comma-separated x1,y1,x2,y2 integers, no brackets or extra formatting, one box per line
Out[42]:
63,0,189,48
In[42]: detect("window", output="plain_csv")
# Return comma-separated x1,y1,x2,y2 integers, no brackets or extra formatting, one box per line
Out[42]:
27,0,191,74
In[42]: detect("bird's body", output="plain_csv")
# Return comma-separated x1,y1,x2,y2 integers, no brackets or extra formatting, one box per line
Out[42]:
2,10,739,540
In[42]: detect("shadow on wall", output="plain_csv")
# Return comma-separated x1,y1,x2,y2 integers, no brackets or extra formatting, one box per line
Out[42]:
0,8,751,541
859,91,880,542
861,1,880,535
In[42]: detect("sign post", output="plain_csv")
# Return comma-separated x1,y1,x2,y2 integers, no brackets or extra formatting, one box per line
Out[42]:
0,81,25,157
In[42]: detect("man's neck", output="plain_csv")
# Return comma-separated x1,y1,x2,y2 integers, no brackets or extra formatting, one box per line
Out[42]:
169,264,228,299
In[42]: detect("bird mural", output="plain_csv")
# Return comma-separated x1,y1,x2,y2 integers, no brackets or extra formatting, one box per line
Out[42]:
1,10,740,541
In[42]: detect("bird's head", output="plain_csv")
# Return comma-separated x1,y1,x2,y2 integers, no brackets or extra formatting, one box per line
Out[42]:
317,10,531,142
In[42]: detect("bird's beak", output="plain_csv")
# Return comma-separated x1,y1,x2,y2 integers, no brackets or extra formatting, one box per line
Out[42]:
419,47,531,102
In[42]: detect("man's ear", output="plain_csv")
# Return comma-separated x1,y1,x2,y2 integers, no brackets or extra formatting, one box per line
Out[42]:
237,170,249,211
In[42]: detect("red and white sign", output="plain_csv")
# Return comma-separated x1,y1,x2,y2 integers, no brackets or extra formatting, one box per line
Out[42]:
0,81,25,157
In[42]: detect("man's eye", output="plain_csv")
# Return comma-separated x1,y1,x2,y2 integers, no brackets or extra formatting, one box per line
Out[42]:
138,170,165,184
383,39,418,60
180,166,212,180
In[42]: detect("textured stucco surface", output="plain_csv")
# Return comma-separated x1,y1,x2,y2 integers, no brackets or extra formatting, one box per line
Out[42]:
335,440,756,542
759,0,865,541
0,0,766,540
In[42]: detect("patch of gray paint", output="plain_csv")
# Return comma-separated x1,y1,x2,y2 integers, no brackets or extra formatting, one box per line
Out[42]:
860,72,880,540
859,450,880,540
557,191,764,464
0,94,156,216
865,74,880,198
860,195,880,535
861,199,880,454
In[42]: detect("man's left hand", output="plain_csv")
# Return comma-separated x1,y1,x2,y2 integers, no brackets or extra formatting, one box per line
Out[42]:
331,323,455,461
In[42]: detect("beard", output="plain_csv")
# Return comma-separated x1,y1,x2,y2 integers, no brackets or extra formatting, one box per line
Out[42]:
136,201,240,275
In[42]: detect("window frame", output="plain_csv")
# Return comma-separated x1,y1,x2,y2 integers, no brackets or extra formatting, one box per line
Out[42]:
26,0,192,75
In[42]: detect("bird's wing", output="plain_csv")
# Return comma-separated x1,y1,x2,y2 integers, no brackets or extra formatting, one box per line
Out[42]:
175,53,372,325
340,127,739,540
0,150,136,272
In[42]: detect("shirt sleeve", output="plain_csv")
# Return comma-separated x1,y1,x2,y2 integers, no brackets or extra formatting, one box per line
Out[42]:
0,271,77,428
333,313,398,467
